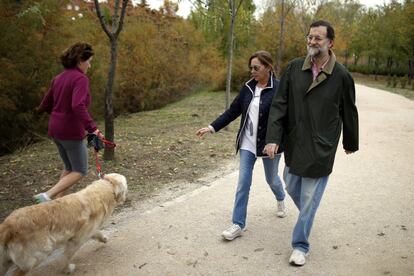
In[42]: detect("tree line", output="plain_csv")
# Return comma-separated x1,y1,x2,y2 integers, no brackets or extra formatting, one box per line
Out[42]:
0,0,412,155
189,0,413,77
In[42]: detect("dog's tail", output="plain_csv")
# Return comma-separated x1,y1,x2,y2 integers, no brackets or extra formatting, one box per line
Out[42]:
0,223,12,274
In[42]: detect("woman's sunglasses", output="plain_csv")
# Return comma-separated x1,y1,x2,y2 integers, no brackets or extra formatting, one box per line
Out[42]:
249,65,262,72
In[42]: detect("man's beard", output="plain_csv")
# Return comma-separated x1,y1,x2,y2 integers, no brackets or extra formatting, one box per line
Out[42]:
307,45,328,57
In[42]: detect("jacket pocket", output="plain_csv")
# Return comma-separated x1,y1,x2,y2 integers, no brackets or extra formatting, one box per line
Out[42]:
314,134,334,147
313,134,335,162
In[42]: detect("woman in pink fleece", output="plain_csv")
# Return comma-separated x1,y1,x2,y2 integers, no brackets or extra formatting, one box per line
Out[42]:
34,42,102,203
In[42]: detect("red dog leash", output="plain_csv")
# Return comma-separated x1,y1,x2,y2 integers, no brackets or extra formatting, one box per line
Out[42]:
96,138,116,178
87,134,116,179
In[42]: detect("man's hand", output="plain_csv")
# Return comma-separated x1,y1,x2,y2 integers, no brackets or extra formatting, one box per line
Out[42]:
263,143,279,159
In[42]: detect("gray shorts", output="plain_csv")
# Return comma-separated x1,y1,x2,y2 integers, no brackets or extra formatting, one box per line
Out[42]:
54,139,88,175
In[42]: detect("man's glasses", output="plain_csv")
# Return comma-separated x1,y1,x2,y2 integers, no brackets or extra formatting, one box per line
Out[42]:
249,65,262,72
306,35,326,42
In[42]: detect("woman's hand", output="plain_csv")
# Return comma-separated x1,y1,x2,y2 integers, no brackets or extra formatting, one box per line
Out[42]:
93,129,105,140
196,127,211,138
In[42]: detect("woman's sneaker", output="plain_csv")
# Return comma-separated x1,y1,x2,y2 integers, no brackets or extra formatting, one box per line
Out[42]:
277,200,287,218
222,224,243,241
33,193,51,204
289,249,309,266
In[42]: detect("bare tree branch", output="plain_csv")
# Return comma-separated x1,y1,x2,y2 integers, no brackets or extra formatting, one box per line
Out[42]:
113,0,120,33
93,0,112,39
115,0,128,37
234,0,244,17
313,0,326,18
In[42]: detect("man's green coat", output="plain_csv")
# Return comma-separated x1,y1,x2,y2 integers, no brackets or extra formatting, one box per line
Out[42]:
266,53,359,178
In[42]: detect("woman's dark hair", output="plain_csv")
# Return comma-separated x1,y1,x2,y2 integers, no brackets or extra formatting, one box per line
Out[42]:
309,20,335,41
60,42,94,69
249,50,275,75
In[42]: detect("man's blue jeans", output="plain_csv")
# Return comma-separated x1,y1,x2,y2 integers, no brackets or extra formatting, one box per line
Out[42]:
283,166,329,253
232,149,285,229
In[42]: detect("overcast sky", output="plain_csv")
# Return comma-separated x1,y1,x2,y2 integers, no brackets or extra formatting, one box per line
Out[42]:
141,0,393,18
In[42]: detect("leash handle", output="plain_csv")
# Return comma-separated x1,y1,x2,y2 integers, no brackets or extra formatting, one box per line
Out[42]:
101,137,116,148
94,130,116,149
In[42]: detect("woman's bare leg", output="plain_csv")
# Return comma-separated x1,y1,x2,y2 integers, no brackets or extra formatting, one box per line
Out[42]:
46,171,83,199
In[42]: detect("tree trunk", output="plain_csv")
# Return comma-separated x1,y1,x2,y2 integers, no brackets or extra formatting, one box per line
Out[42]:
276,0,285,76
225,4,236,110
103,39,118,160
387,56,393,76
408,59,413,84
94,0,128,161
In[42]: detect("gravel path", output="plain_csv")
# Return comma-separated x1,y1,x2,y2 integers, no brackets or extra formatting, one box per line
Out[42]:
36,84,414,276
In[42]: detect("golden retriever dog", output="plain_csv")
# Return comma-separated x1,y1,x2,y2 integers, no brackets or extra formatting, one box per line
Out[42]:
0,173,127,276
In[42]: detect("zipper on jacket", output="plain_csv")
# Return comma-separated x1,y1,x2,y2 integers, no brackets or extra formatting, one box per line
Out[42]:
236,89,254,155
238,77,273,157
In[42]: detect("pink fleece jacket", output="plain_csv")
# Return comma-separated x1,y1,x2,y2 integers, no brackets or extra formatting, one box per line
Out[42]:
39,67,97,140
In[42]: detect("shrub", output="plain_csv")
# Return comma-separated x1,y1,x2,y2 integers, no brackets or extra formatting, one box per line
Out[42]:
392,75,398,88
400,75,408,89
386,75,392,87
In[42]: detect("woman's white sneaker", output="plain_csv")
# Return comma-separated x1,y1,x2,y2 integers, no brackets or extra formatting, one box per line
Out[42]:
222,224,243,241
277,200,287,218
33,193,51,204
289,249,308,266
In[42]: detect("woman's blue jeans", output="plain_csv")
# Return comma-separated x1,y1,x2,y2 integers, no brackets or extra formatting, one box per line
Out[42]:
232,149,285,229
283,166,329,253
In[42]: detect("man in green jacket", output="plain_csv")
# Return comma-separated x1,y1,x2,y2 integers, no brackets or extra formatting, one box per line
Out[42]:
264,20,359,266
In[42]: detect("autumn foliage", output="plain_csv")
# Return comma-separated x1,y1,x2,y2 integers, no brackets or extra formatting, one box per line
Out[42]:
0,0,413,155
0,0,223,155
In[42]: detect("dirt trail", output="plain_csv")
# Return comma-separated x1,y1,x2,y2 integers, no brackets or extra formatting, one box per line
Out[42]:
35,84,414,276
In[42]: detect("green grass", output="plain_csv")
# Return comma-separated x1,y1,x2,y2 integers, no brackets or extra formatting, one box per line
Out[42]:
352,73,414,100
0,90,240,220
